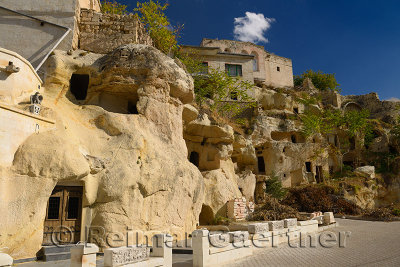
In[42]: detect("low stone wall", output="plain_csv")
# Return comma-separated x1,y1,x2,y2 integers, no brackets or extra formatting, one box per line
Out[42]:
103,234,172,267
79,9,153,54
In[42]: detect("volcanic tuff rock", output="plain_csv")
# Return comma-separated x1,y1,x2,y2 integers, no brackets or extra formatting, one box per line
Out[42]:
0,44,205,259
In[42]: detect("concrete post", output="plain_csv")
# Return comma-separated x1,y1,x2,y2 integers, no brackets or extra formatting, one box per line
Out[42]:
0,253,13,267
70,243,99,267
151,234,173,267
192,229,210,267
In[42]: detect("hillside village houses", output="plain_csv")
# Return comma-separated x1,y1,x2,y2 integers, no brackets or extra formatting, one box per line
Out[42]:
180,38,294,90
1,0,396,265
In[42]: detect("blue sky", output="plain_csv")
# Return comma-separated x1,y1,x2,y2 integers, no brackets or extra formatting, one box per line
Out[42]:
120,0,400,100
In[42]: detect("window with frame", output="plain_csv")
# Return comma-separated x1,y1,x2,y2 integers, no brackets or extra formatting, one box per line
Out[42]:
225,64,242,77
199,62,208,74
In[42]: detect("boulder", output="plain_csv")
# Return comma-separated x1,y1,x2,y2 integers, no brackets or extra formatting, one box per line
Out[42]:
237,171,256,202
202,165,242,218
182,104,198,123
354,166,376,179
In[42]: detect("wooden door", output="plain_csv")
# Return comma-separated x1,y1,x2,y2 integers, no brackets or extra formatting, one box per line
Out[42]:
43,186,83,245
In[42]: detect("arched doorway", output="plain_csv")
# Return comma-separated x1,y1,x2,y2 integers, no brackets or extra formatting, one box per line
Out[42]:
199,204,214,225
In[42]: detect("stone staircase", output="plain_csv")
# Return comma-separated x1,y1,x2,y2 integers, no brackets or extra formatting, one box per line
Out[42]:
38,245,75,261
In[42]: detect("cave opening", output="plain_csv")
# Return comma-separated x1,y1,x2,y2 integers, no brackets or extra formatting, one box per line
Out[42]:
127,101,138,114
70,74,89,100
199,204,214,225
305,162,312,173
189,151,200,167
257,156,266,173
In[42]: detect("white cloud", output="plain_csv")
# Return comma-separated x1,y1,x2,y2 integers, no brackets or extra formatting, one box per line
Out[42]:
386,97,400,102
233,12,275,44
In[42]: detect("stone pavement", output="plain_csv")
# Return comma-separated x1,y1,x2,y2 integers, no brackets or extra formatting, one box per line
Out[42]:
15,219,400,266
230,218,400,267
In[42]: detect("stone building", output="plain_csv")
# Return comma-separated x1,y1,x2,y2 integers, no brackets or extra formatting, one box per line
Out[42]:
181,38,294,88
180,45,256,84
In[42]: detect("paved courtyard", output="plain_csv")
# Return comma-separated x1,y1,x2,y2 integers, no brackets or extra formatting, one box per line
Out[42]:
16,219,400,267
230,218,400,267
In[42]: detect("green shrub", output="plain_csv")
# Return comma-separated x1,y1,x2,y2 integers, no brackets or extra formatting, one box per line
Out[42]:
265,174,288,200
135,0,181,55
212,215,231,225
294,70,340,92
392,208,400,217
101,0,128,15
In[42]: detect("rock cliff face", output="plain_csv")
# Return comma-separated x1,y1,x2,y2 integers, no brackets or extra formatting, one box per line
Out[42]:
0,45,205,258
2,40,400,260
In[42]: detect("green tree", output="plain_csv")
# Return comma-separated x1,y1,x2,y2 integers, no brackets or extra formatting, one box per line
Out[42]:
101,0,128,15
265,174,287,200
300,109,342,137
135,1,181,55
343,109,372,138
294,70,340,92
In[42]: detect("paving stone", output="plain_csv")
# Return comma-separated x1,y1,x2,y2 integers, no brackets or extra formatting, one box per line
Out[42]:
248,223,269,234
324,212,336,225
268,220,284,231
284,218,298,228
230,219,400,267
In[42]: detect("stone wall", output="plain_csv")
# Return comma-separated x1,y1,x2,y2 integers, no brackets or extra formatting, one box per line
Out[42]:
265,53,294,88
79,9,153,54
79,0,101,11
227,197,254,221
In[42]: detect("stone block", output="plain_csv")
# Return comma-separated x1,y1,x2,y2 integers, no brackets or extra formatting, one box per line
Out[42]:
209,233,230,248
268,220,284,231
0,253,13,267
104,246,150,267
248,223,269,234
284,218,297,228
323,212,335,225
313,216,324,225
297,220,318,226
228,231,249,243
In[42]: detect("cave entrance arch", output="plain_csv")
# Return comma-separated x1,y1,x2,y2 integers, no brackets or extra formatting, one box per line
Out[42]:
70,74,89,100
199,204,214,225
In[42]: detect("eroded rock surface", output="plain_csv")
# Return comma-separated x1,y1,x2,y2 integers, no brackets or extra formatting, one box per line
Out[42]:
0,45,204,259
